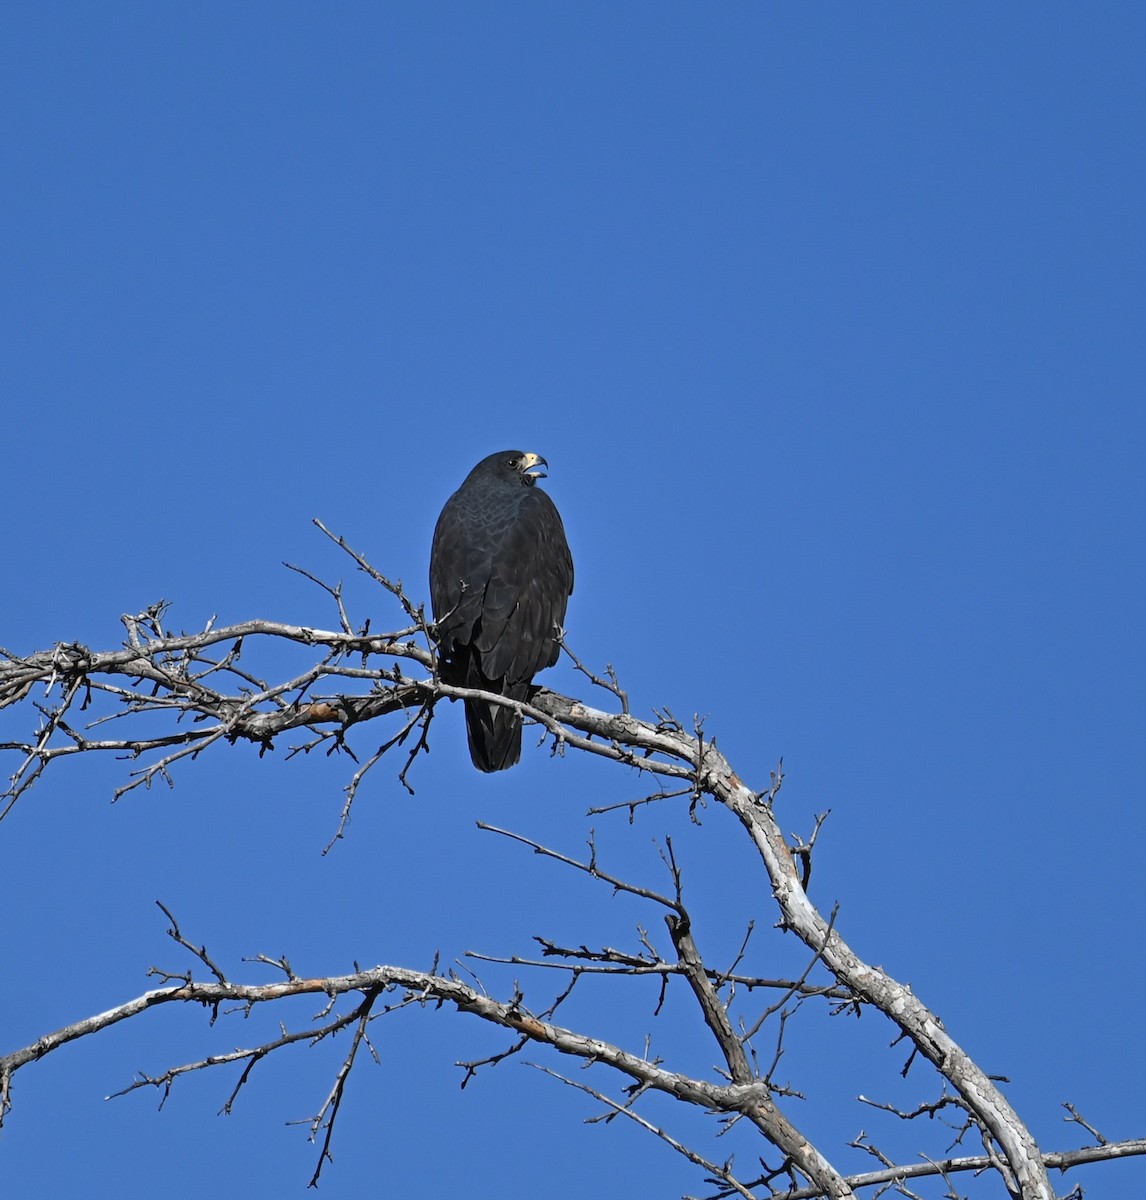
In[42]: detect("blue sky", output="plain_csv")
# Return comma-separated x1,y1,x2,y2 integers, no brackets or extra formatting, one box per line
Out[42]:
2,4,1144,1197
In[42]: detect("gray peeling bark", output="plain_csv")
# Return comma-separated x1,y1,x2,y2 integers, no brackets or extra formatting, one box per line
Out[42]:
668,909,858,1199
0,617,1074,1198
534,690,1054,1200
0,963,857,1200
719,768,1049,1200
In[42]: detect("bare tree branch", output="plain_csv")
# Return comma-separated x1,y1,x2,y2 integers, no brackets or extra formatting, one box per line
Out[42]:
2,543,1142,1197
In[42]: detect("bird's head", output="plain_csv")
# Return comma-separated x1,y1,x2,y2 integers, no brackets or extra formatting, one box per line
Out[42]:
511,451,548,482
477,450,549,486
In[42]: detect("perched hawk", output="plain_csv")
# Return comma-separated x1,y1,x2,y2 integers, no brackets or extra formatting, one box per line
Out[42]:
430,451,574,771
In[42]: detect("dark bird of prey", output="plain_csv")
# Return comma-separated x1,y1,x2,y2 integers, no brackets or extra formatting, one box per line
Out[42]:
430,450,574,772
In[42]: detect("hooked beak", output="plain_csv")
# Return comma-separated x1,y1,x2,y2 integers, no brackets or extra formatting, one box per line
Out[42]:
519,452,548,480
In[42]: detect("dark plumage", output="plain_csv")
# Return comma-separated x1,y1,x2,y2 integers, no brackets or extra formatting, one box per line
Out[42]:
430,450,574,772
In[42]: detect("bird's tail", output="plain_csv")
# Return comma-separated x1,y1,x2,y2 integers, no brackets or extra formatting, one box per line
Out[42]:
463,692,524,772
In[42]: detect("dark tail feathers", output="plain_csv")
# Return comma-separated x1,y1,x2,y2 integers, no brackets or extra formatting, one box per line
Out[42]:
464,695,523,772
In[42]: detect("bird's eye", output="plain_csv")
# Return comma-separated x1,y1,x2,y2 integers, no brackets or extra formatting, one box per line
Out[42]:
507,457,519,468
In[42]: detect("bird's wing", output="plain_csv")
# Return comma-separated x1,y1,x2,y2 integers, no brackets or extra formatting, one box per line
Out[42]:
475,489,573,683
430,491,495,650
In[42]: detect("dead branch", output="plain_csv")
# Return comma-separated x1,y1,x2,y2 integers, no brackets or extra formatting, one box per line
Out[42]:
2,542,1142,1198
